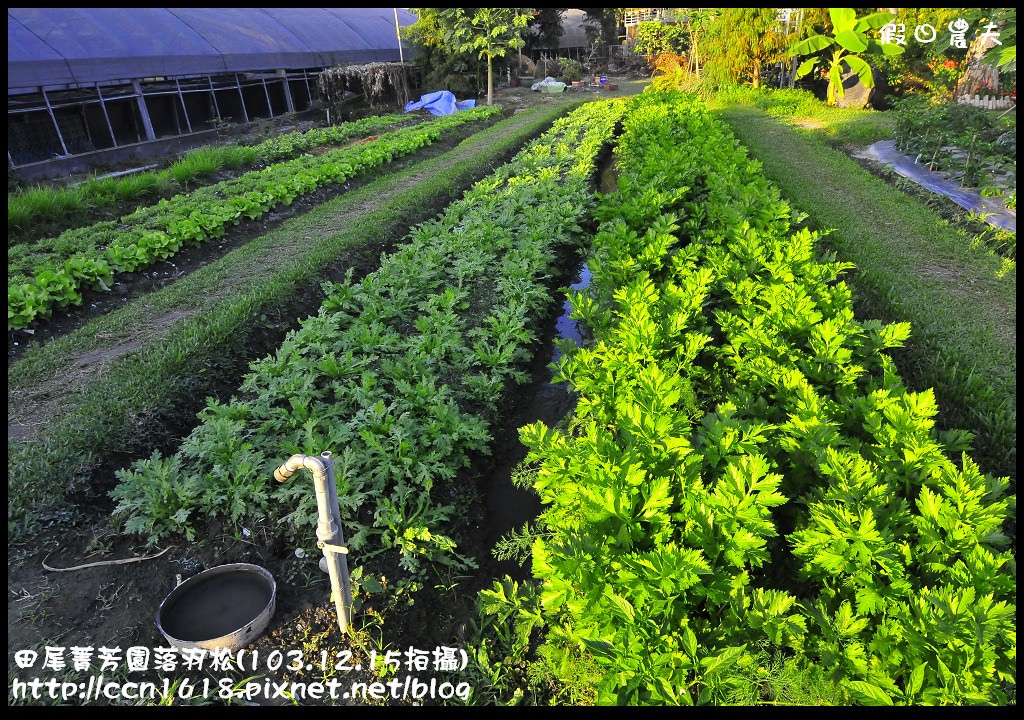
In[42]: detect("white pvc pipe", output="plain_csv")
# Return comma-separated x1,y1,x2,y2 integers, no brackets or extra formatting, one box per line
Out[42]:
274,452,352,634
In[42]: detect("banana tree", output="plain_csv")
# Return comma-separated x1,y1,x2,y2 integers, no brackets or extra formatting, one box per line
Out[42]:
789,8,904,106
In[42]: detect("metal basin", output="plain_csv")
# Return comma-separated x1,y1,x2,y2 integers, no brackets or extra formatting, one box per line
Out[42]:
156,563,276,651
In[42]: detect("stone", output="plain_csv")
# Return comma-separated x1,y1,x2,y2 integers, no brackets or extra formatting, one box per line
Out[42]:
831,62,886,109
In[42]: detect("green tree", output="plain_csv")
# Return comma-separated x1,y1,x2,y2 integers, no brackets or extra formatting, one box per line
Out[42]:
580,7,623,47
525,8,566,53
984,8,1016,69
443,8,531,106
633,21,688,57
684,8,720,78
407,8,489,97
703,8,795,88
967,8,1015,96
789,8,903,105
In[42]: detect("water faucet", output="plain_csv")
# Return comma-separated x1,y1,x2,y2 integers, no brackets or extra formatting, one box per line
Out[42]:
274,451,352,634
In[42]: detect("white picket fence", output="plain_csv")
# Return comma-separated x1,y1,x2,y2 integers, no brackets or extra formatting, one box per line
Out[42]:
957,94,1014,109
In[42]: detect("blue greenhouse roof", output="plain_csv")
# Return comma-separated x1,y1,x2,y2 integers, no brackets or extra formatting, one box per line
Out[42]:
8,7,416,91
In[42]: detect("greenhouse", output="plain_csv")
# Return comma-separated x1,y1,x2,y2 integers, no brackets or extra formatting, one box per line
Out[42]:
8,8,414,171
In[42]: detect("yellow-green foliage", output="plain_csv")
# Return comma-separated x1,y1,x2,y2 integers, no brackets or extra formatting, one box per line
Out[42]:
487,91,1015,705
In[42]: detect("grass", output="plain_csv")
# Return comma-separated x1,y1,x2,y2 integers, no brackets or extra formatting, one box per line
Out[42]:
710,86,897,148
872,165,1016,265
7,103,578,539
165,146,233,188
721,106,1016,480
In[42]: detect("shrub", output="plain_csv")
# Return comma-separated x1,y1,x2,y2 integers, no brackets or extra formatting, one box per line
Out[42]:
560,58,583,83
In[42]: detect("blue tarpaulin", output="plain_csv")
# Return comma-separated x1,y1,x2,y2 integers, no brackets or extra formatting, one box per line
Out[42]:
404,90,476,116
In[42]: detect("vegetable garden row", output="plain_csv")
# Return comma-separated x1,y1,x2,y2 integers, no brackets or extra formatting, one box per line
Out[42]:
110,102,625,572
7,102,576,540
9,107,501,329
7,112,418,244
7,90,1015,706
480,92,1015,705
893,98,1016,204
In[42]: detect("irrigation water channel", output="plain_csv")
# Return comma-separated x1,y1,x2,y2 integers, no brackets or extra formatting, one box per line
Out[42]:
481,160,616,580
482,261,592,579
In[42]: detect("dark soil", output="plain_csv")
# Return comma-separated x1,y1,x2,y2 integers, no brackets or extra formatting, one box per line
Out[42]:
6,229,589,708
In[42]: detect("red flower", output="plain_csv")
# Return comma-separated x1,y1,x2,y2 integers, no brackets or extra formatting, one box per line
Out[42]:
943,59,958,70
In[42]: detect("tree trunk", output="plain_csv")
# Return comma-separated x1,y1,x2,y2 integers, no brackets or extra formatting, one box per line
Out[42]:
487,55,494,106
959,31,1001,98
753,59,761,88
